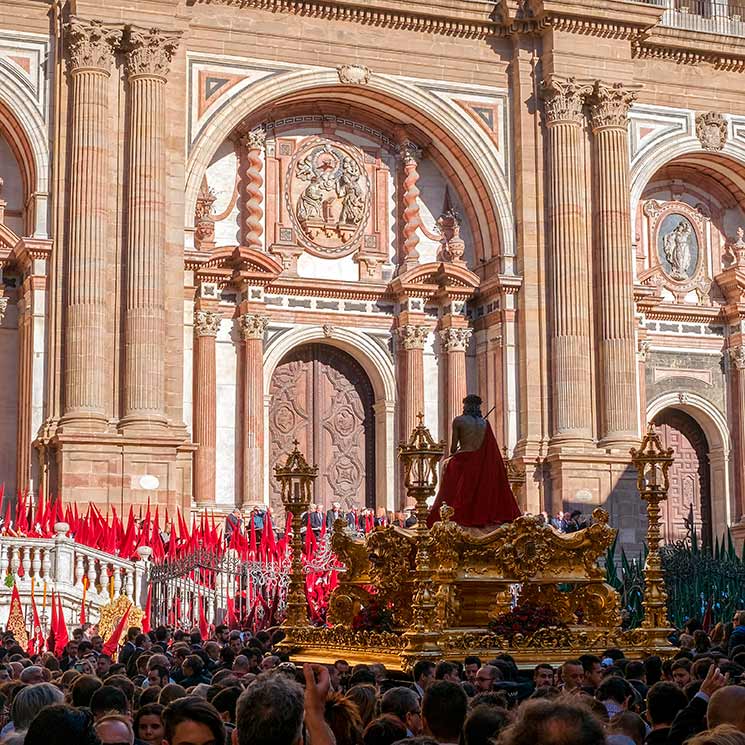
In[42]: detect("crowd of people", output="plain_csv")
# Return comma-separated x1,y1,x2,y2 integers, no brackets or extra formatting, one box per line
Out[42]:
0,613,745,744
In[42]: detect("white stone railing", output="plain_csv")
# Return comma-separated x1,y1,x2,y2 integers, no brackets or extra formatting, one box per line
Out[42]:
0,523,150,633
641,0,745,36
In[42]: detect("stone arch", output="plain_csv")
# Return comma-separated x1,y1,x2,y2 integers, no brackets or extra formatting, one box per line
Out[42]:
185,68,514,265
647,392,732,535
0,59,49,238
263,324,396,509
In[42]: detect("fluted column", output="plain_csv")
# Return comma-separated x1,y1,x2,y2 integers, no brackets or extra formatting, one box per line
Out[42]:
542,76,594,447
396,325,427,444
397,141,422,272
590,82,640,447
121,28,179,431
440,326,473,450
239,313,268,507
729,346,745,520
241,130,266,250
61,19,121,430
193,310,221,507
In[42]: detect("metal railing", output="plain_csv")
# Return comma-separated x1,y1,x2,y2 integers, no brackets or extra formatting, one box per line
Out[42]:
641,0,745,36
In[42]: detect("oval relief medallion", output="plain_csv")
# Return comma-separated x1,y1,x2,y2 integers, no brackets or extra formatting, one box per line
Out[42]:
285,137,371,258
657,213,699,282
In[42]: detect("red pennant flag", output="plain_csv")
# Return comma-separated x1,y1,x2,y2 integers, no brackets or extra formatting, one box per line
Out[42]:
6,583,28,650
80,577,88,626
102,604,131,657
54,594,69,657
142,584,152,634
198,595,209,640
47,590,57,653
29,584,44,655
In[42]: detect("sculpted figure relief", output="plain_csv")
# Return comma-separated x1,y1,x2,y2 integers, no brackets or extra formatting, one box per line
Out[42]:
662,219,693,280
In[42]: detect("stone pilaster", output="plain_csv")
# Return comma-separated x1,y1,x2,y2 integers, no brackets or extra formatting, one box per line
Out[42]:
542,76,594,448
241,130,266,250
729,345,745,520
439,325,473,450
238,313,269,506
396,324,428,446
60,19,122,431
193,310,221,507
397,141,422,272
120,28,179,431
590,82,640,448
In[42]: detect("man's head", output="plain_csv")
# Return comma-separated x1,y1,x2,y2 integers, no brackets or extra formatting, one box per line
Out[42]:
413,661,435,691
91,636,104,654
463,394,482,416
235,673,304,745
422,681,468,743
95,715,135,745
19,665,44,685
126,627,140,643
533,664,554,688
464,656,481,685
671,660,692,688
11,682,65,730
228,633,243,655
646,682,687,728
71,674,103,708
163,696,225,745
232,656,250,676
434,661,460,684
96,654,112,679
204,642,220,662
65,640,79,659
380,686,423,736
214,625,229,644
90,685,130,721
625,661,645,683
579,655,603,690
475,665,501,693
148,666,170,688
707,686,745,730
561,660,584,692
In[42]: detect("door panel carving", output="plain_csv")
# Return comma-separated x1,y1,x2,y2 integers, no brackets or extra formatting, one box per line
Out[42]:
269,344,375,513
653,408,711,546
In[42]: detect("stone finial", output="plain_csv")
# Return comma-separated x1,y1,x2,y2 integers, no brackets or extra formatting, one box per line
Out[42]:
696,112,728,151
194,309,221,337
337,64,370,85
124,27,180,78
589,81,638,130
541,76,593,126
397,324,428,350
65,18,122,71
194,180,217,250
239,313,269,341
439,326,473,353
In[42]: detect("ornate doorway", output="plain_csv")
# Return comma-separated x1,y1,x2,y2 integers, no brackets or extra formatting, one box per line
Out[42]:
652,408,712,547
268,343,375,513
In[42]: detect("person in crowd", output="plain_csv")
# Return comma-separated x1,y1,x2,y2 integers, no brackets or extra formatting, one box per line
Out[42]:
162,697,225,745
421,681,467,744
381,687,423,736
464,656,481,687
96,714,136,745
412,661,435,699
474,665,500,693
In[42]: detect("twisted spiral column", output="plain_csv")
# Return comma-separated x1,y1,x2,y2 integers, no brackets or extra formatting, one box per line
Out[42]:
398,142,422,271
241,130,266,250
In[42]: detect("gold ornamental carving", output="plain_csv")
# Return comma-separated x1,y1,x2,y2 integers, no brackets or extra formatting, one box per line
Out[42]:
541,76,593,126
695,111,728,151
65,18,122,72
589,81,638,130
99,595,143,643
124,27,180,79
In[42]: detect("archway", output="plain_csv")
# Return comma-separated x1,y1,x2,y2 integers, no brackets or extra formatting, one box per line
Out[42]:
268,343,375,513
652,408,712,547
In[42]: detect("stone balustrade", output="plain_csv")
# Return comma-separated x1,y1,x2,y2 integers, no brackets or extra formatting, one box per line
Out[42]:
0,522,150,632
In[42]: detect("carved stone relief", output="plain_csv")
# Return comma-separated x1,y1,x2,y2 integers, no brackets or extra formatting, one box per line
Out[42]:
695,112,728,152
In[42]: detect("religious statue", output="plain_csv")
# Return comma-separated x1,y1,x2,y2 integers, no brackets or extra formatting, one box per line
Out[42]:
337,157,365,225
427,394,521,528
297,176,324,220
662,219,693,280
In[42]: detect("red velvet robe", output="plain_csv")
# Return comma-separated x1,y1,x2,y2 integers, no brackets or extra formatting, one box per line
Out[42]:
427,423,521,528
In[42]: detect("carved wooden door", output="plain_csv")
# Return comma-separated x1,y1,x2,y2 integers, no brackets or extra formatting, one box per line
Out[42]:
653,409,711,547
269,344,375,514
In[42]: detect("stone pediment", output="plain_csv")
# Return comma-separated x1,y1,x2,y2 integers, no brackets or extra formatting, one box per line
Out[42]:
190,245,283,285
389,261,480,300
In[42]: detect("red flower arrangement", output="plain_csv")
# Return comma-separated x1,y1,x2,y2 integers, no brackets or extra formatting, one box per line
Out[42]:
488,602,567,640
351,599,394,632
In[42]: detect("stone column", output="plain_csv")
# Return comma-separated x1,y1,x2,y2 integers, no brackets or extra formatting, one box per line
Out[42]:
440,326,473,450
60,19,121,430
239,313,268,507
397,141,422,272
729,345,745,520
590,82,640,448
241,130,266,250
396,325,428,444
121,28,179,431
542,76,594,447
192,310,221,507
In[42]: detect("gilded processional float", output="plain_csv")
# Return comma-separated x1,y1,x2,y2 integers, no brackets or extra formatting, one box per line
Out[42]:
274,420,676,670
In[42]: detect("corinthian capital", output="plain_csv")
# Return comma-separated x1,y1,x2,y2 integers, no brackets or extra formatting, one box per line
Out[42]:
239,313,269,341
124,27,179,79
240,129,266,151
194,310,221,337
729,345,745,370
541,76,593,126
397,324,428,350
439,326,472,353
65,18,122,72
589,81,638,131
397,141,422,167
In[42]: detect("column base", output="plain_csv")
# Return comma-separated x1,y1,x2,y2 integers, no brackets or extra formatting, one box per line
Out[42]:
547,432,595,455
597,434,640,454
118,413,170,435
57,410,109,434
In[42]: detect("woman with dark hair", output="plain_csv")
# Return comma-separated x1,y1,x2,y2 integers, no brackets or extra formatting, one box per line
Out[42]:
162,696,225,745
24,704,100,745
135,703,166,745
180,656,210,688
345,684,377,728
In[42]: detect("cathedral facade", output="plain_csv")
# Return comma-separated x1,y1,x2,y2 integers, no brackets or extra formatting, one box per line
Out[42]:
0,0,743,548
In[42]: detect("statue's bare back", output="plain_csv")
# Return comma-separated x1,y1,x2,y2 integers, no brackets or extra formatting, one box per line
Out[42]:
450,414,486,455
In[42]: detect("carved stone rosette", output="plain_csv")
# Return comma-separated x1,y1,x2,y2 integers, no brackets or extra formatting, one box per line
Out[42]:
194,310,221,337
397,324,428,350
541,76,593,126
588,81,638,130
439,327,472,353
124,27,180,79
65,18,122,72
239,313,269,341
